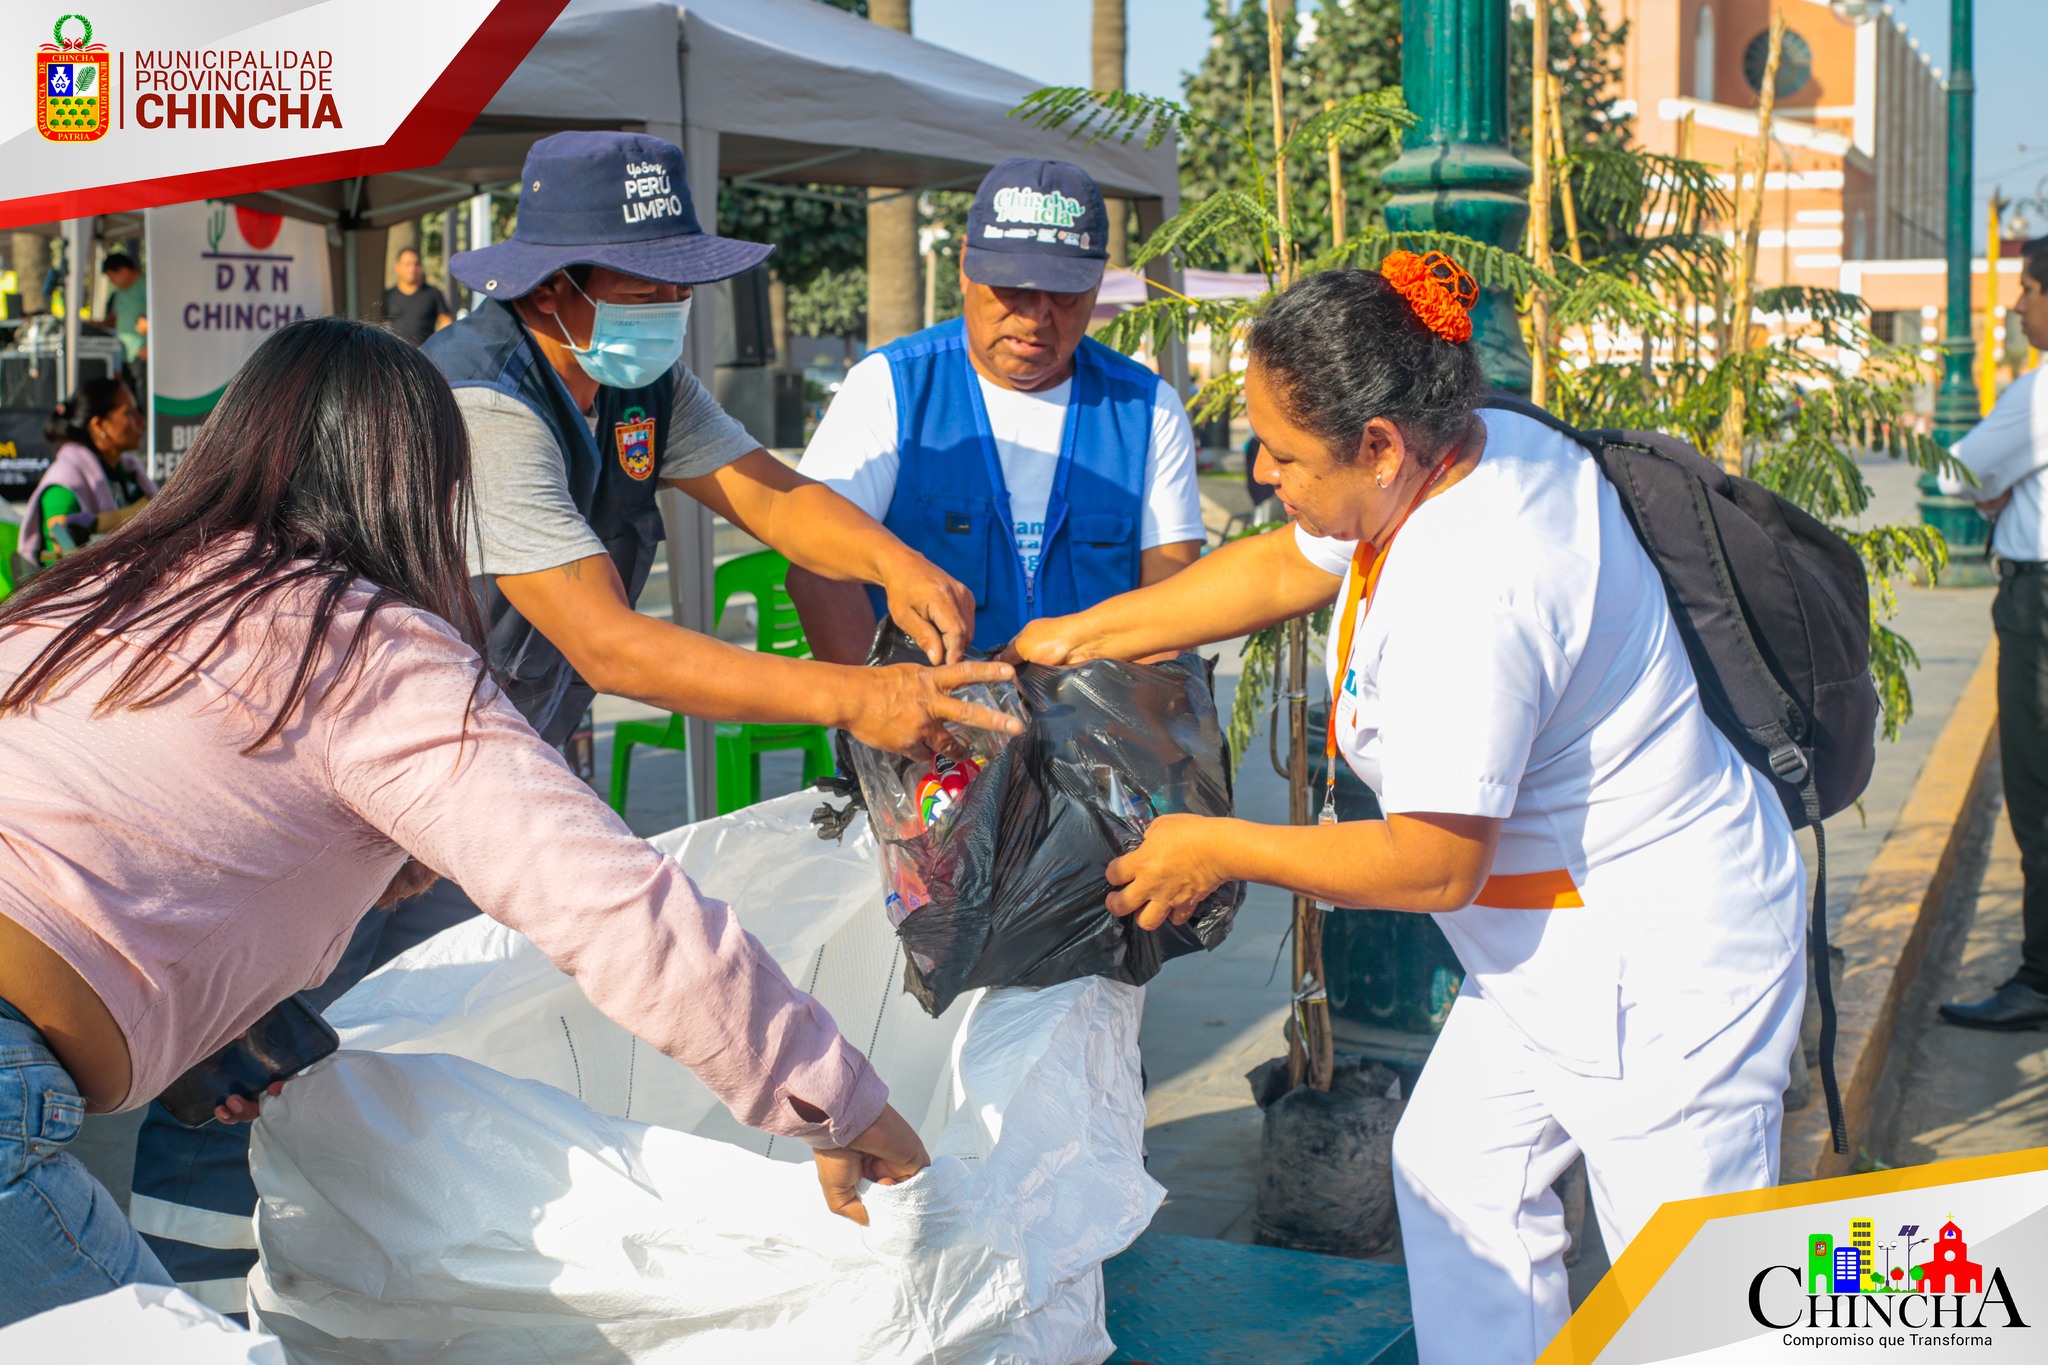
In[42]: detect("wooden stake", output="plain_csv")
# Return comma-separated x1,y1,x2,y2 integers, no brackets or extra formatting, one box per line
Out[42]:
1327,98,1347,250
1780,146,1794,287
1676,111,1696,373
1716,7,1787,476
1548,77,1582,268
1528,1,1553,407
1267,3,1327,1095
1266,2,1294,290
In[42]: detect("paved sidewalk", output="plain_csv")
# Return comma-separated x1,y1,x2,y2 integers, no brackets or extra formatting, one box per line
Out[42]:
1877,786,2048,1164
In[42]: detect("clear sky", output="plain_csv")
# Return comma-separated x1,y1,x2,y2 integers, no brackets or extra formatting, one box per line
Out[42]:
908,0,2048,245
1885,0,2048,241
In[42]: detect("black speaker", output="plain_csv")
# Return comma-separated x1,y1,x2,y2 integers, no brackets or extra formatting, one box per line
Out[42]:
714,265,774,368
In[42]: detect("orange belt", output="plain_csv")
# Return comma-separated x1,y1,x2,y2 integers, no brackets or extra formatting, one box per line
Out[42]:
1472,869,1583,910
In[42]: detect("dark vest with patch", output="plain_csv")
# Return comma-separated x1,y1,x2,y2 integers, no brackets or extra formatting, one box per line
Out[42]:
424,300,673,747
875,319,1154,651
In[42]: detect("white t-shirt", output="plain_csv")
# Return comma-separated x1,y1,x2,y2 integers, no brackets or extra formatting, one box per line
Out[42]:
1937,365,2048,561
1296,408,1804,1077
798,350,1206,580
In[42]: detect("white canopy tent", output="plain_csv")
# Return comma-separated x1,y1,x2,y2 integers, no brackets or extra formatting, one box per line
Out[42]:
231,0,1184,815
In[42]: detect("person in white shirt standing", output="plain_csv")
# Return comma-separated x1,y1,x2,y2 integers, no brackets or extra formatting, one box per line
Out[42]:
1938,235,2048,1030
790,158,1205,660
1008,257,1806,1365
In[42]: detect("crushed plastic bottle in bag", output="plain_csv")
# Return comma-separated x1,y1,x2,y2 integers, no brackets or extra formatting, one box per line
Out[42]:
829,625,1246,1016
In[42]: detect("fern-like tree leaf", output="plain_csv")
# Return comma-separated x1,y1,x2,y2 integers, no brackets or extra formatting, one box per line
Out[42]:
1278,90,1414,162
1010,87,1225,152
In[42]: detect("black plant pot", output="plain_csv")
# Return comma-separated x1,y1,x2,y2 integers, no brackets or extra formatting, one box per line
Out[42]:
1246,1052,1405,1257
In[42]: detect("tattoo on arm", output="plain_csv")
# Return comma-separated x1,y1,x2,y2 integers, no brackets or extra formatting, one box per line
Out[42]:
559,560,584,580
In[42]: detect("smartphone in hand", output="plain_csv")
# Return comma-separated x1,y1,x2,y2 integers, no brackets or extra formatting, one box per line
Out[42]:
157,994,340,1127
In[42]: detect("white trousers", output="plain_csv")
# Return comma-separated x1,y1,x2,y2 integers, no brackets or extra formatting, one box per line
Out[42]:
1392,959,1804,1365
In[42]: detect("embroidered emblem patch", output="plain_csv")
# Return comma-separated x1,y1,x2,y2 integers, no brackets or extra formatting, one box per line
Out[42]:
615,416,655,480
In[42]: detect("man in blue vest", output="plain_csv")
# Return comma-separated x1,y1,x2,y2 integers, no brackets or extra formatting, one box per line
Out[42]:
126,130,1018,1320
791,158,1205,662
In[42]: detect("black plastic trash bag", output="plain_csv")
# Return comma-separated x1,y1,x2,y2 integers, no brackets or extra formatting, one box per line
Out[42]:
832,626,1245,1016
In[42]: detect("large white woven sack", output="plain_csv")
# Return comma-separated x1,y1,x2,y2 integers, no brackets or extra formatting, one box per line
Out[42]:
245,791,1160,1363
0,1284,286,1363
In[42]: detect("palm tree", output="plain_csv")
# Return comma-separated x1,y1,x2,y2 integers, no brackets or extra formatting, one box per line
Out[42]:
1092,0,1128,266
865,0,922,347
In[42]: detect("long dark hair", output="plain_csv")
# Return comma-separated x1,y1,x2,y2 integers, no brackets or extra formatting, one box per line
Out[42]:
0,317,486,752
1247,268,1483,463
44,376,131,451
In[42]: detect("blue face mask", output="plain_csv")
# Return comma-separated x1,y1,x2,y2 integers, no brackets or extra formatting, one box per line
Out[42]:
554,277,691,388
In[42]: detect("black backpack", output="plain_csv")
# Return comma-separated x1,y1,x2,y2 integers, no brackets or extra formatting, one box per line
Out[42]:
1484,393,1877,1156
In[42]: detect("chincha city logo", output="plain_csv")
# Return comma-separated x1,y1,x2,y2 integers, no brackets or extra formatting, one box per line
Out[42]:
1747,1215,2030,1349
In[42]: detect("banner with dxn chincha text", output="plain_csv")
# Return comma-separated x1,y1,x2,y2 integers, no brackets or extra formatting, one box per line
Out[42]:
0,1,567,230
147,199,331,467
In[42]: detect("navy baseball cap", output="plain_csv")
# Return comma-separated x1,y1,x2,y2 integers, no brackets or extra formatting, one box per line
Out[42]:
451,131,772,300
961,158,1110,294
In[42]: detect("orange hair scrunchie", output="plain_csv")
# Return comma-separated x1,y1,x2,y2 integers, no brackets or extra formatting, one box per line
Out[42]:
1380,250,1479,345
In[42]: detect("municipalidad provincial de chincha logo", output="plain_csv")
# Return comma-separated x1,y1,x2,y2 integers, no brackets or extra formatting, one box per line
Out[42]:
32,11,346,142
36,13,109,143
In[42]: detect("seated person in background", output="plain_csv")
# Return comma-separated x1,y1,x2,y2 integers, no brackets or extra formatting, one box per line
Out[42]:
790,158,1205,662
16,378,153,582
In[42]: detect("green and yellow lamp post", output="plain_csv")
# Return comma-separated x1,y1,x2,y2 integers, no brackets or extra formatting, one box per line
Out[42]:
1320,0,1533,1070
1923,0,1987,564
1380,0,1533,393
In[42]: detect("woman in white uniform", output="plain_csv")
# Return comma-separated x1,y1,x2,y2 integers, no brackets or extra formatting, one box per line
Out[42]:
1009,255,1806,1365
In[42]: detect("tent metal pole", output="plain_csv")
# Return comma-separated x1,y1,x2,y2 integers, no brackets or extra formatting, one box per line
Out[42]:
63,218,89,395
260,188,340,221
725,147,864,186
444,207,462,312
468,193,493,255
371,183,514,225
343,232,360,321
666,115,725,822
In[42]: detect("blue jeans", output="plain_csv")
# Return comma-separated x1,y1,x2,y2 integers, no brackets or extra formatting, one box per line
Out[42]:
0,996,171,1328
131,877,480,1319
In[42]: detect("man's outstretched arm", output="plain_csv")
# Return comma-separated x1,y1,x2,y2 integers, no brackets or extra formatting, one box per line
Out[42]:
495,553,1018,758
673,449,973,665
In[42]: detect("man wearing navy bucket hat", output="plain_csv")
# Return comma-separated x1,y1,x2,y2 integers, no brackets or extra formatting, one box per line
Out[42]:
124,131,1023,1320
423,131,1019,758
791,158,1204,662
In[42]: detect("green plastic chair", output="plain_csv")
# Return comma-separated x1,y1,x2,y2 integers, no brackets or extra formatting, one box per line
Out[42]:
0,521,17,602
608,550,836,818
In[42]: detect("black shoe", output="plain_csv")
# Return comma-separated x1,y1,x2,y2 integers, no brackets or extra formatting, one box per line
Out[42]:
1938,981,2048,1031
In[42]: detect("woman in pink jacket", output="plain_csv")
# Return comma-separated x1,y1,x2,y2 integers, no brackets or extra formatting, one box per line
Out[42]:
0,318,969,1326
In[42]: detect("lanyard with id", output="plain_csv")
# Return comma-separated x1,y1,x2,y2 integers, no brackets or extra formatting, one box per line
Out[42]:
1320,456,1455,827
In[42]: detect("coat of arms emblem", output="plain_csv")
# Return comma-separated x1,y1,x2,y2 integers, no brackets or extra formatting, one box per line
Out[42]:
615,414,656,481
36,14,109,143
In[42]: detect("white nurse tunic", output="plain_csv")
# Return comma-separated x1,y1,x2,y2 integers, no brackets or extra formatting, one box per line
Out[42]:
1298,407,1807,1365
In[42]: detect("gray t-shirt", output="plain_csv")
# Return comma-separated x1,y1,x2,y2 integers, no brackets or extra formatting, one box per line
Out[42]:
457,363,758,577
